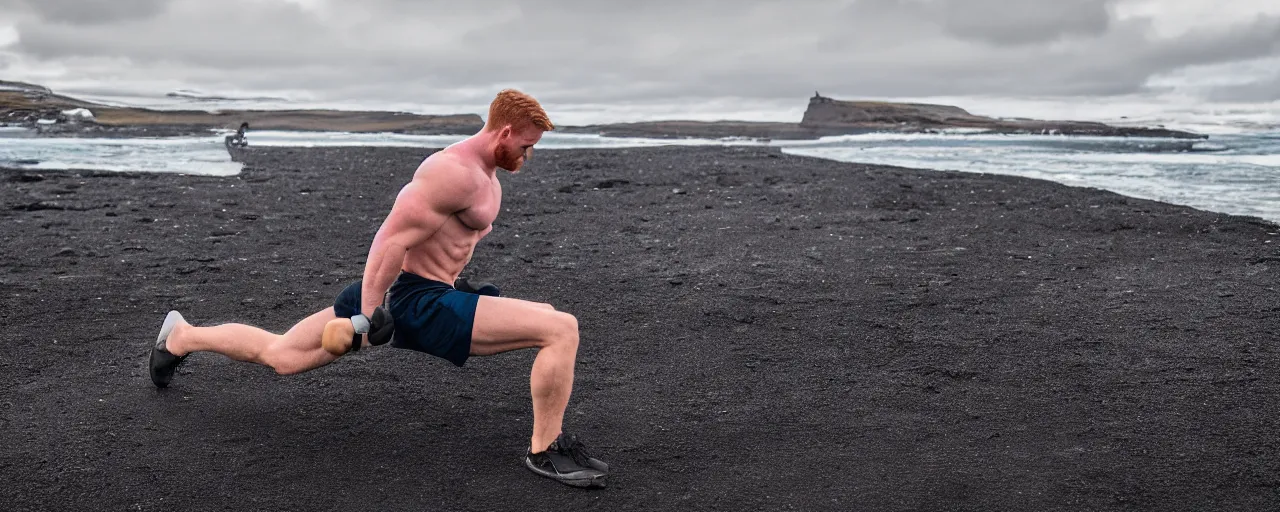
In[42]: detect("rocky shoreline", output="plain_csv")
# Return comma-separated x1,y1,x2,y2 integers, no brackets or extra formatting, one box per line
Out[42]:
3,81,1206,140
560,93,1206,140
2,145,1276,510
0,80,483,138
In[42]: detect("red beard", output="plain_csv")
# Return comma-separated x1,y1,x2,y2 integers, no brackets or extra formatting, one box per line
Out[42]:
495,144,524,172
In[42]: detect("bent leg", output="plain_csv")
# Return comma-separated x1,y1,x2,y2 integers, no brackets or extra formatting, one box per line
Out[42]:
471,296,579,452
165,307,341,375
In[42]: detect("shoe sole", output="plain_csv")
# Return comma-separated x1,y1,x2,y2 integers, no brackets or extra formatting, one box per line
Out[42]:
524,458,608,489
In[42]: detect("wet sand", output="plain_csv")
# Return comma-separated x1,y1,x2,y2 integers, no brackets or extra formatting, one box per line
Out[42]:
2,145,1278,510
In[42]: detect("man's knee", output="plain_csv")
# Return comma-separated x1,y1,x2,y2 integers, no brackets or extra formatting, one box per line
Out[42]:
273,362,308,376
261,344,308,375
547,311,578,347
269,357,308,376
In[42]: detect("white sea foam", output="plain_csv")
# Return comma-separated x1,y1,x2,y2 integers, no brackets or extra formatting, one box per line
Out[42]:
0,134,242,176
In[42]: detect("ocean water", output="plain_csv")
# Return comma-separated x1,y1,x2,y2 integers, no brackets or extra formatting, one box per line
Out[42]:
0,129,243,176
1,102,1278,224
779,131,1280,223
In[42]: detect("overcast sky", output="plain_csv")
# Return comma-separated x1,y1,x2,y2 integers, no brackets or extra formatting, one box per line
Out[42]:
1,0,1278,117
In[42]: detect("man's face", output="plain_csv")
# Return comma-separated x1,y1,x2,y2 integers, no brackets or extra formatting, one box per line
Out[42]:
495,126,544,173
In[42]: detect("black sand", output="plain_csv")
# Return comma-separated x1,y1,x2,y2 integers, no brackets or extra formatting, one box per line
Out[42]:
2,146,1278,511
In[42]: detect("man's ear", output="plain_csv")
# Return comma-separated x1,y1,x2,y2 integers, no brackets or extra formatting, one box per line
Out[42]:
499,125,512,140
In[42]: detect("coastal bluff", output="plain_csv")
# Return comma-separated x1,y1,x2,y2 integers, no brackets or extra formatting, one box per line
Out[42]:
0,80,483,137
560,93,1205,140
1,81,1204,140
800,94,1202,138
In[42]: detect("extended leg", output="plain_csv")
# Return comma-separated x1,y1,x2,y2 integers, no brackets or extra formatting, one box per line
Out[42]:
161,307,340,377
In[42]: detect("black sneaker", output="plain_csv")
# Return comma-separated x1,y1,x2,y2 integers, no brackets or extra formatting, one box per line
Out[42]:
149,311,187,388
524,433,609,488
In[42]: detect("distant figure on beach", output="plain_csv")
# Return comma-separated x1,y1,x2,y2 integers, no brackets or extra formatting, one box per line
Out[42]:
225,122,249,149
147,90,611,488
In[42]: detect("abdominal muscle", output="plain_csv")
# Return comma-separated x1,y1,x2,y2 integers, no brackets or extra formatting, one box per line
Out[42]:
400,213,493,285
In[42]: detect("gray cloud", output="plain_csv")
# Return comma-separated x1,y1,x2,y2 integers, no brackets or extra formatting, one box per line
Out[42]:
1,0,1278,110
3,0,167,25
938,0,1114,45
1205,78,1280,102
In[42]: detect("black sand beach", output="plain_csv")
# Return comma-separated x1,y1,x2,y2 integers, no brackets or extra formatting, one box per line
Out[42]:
2,145,1278,510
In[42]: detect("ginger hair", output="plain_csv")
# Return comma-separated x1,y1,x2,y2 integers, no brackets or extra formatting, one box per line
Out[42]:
485,89,554,132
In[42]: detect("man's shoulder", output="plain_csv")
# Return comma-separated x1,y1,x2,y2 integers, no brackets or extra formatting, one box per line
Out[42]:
417,150,480,178
408,151,484,195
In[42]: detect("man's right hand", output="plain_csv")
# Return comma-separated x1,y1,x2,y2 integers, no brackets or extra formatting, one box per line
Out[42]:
361,306,396,347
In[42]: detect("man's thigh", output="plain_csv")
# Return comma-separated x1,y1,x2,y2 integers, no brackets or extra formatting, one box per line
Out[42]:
470,296,571,357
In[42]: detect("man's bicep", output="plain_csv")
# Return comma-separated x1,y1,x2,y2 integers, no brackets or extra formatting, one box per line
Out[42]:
377,182,445,249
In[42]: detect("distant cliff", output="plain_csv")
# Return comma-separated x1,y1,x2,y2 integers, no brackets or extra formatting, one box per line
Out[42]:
799,94,1202,139
801,95,984,127
0,80,483,137
561,93,1205,140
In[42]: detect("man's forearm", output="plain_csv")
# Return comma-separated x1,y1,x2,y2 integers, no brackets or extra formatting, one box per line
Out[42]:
360,241,408,317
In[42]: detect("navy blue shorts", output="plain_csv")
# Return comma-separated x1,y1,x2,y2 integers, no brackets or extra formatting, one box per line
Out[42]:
333,272,486,367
